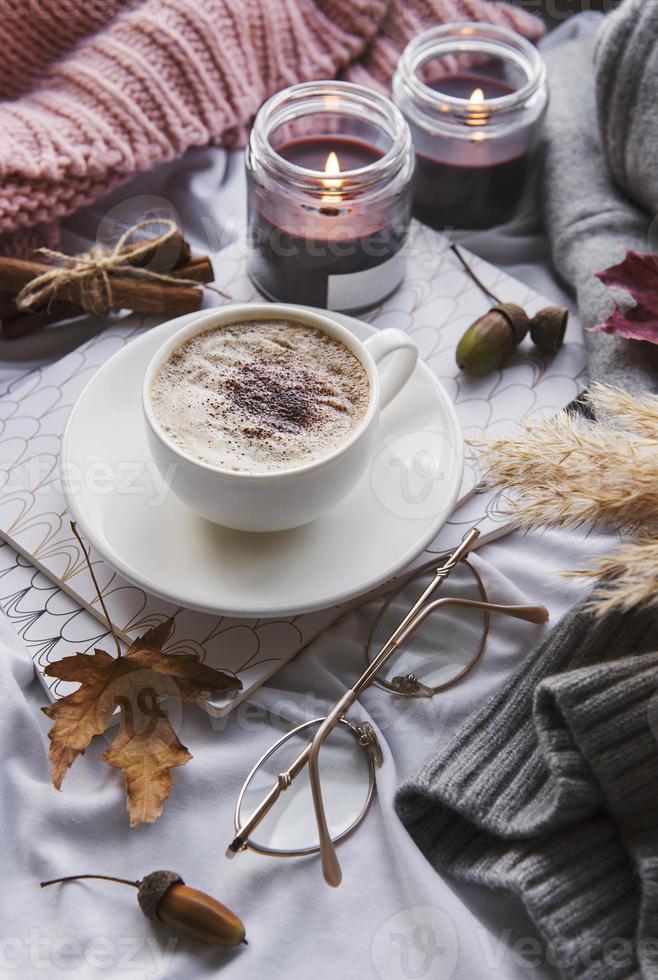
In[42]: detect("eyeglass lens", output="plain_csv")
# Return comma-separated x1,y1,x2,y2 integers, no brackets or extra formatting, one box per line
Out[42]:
367,559,488,693
236,719,374,856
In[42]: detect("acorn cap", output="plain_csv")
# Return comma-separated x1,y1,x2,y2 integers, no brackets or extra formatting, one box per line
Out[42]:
138,871,184,921
530,307,569,354
491,303,530,344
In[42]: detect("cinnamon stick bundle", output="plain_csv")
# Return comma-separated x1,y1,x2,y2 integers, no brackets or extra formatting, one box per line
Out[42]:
0,256,202,317
0,223,220,339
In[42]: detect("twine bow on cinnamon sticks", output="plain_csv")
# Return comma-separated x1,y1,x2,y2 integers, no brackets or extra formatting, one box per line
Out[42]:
0,219,229,339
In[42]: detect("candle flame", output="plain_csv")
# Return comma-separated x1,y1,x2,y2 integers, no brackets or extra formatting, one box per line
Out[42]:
466,87,489,130
323,94,341,114
321,150,344,204
323,151,343,190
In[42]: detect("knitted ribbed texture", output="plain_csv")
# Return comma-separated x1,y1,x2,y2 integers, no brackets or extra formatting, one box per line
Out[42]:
396,601,658,979
541,29,658,394
343,0,542,90
0,0,543,253
596,0,658,216
0,1,133,101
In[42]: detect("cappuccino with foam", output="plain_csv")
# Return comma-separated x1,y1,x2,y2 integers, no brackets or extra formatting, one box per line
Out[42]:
150,319,370,474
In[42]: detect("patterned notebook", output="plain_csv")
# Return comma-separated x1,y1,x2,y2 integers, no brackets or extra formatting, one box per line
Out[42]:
0,226,586,706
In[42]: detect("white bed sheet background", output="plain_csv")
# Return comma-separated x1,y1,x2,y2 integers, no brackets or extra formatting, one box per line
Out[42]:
0,15,614,980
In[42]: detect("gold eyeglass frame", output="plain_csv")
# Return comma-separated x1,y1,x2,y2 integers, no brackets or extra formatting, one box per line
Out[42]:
233,716,379,858
227,528,549,886
365,554,489,698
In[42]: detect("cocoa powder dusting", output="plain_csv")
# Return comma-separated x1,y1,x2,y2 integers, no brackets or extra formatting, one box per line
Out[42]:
224,363,323,433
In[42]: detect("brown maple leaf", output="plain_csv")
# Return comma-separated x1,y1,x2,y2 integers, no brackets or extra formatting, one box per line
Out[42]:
42,650,142,789
103,693,192,826
125,620,239,704
41,523,242,824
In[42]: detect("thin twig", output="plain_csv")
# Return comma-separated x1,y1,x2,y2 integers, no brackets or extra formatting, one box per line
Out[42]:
70,521,123,659
450,243,501,305
41,874,139,889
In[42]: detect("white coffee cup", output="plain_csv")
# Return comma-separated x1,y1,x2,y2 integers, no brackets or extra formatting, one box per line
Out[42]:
143,304,418,532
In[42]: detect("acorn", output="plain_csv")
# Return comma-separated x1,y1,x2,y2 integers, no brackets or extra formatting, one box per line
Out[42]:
139,871,246,945
492,303,531,343
456,308,517,376
40,871,247,947
530,306,569,354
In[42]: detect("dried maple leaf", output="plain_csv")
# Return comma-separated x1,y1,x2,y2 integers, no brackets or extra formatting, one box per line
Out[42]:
103,695,192,827
41,524,242,825
125,621,238,704
43,649,143,789
593,251,658,345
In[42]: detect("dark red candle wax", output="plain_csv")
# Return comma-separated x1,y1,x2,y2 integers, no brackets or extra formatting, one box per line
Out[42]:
276,135,384,171
412,75,531,231
248,136,410,312
429,73,514,100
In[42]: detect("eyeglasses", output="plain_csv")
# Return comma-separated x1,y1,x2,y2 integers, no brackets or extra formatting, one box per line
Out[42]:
227,528,548,886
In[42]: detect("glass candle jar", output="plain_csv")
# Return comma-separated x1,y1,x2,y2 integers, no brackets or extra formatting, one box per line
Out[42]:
246,81,414,314
393,23,548,230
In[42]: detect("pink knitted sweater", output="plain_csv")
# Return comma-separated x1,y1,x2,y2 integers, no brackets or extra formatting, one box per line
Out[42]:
0,0,543,253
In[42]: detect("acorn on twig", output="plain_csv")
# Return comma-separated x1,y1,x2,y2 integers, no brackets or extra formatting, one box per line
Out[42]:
40,871,247,947
456,303,569,375
450,242,569,376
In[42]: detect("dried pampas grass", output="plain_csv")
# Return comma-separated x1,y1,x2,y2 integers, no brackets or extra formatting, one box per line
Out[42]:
569,540,658,615
473,384,658,614
588,382,658,439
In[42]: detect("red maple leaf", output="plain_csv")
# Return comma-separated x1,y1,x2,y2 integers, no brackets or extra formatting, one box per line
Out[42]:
593,251,658,345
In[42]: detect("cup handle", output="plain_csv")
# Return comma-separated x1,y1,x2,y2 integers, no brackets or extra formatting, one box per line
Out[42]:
363,329,418,410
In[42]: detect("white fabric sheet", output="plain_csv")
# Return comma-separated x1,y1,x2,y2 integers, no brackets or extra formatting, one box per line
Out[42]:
1,526,613,980
0,16,616,980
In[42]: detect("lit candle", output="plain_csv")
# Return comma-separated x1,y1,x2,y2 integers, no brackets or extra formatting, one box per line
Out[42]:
393,24,549,230
245,81,414,313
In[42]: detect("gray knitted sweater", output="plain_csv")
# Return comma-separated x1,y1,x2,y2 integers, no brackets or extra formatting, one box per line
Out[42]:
396,602,658,979
596,0,658,217
542,11,658,393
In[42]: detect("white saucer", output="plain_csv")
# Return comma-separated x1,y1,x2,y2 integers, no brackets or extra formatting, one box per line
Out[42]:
62,309,463,618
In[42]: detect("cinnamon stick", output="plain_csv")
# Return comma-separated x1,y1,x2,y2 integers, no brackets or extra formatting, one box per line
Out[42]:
1,309,70,340
120,231,192,272
0,267,215,340
0,293,16,319
171,256,214,285
0,290,80,324
0,232,216,338
0,257,203,317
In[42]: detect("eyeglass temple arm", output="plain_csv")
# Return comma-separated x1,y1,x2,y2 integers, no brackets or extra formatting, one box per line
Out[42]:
394,596,549,650
308,691,357,887
308,592,548,886
229,530,482,870
306,530,483,886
